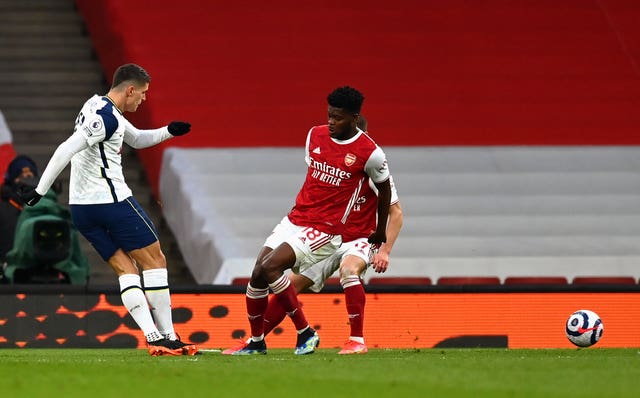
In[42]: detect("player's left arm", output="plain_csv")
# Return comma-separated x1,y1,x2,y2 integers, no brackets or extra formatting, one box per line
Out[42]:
123,119,190,148
365,147,391,246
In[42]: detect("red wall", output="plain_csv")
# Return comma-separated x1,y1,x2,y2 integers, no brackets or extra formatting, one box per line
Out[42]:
76,0,640,194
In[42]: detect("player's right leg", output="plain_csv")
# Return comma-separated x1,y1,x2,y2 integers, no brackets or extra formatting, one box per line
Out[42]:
233,244,301,355
274,225,340,354
230,246,272,355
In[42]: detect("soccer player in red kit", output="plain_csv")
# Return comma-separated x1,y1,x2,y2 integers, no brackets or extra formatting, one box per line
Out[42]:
231,86,391,355
224,177,402,355
223,116,402,355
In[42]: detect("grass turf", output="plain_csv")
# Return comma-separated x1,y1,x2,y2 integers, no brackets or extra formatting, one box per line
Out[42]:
1,348,639,397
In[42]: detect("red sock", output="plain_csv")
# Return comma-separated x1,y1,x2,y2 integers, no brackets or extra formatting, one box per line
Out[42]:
264,295,287,336
342,276,365,338
270,275,309,331
246,284,269,339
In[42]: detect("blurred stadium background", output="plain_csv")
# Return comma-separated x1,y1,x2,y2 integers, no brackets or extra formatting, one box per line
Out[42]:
1,0,640,349
2,0,640,286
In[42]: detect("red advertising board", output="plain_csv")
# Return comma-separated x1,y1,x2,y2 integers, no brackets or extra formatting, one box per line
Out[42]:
1,292,637,349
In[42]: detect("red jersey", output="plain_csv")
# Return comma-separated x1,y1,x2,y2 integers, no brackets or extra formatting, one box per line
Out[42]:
342,176,399,242
287,125,389,235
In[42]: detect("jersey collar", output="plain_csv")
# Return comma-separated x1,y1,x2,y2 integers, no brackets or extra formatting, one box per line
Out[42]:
103,95,124,115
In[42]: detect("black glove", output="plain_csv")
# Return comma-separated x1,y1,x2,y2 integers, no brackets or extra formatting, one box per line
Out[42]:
17,185,43,206
168,121,191,136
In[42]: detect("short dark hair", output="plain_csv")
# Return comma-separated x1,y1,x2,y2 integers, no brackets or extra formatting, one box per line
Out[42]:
327,86,364,115
111,63,151,88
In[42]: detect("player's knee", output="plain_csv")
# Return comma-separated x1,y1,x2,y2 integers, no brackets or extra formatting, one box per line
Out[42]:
339,263,361,278
258,258,278,277
249,267,267,288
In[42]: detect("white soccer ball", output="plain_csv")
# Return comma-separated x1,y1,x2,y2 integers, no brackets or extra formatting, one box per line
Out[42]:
565,309,604,347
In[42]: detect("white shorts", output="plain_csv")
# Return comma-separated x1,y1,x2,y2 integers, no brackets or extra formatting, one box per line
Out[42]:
264,216,342,274
299,237,373,293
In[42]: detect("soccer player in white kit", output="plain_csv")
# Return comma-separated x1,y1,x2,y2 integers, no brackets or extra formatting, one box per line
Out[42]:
19,64,198,356
231,87,392,355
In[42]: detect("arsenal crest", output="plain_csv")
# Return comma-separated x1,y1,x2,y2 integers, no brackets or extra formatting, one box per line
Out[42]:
344,153,356,166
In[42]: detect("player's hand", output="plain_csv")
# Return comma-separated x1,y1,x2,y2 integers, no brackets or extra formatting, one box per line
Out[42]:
17,185,43,206
371,247,390,273
168,121,191,136
367,230,386,246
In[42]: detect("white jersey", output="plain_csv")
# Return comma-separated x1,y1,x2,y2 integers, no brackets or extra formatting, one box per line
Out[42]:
69,95,130,204
35,95,173,204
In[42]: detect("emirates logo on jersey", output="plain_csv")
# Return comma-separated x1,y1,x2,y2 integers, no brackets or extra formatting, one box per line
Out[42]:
344,153,356,166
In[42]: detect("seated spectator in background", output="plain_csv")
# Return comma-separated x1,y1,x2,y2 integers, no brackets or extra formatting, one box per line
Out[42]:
0,155,39,264
1,154,89,284
4,183,90,285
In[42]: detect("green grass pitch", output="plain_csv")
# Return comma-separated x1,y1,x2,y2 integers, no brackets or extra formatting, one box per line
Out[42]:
1,348,639,397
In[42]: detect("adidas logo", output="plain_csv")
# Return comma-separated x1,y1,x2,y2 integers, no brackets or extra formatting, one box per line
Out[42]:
312,147,321,154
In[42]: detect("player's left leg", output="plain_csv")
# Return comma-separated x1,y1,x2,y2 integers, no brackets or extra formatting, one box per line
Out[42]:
338,253,369,355
222,273,314,355
129,241,198,356
264,273,314,335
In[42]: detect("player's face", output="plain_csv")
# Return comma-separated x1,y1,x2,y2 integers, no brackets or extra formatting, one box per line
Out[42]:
124,83,149,112
327,106,357,140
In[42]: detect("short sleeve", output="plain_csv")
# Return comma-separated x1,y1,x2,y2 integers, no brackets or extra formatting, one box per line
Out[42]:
368,174,399,204
304,127,313,166
364,146,390,184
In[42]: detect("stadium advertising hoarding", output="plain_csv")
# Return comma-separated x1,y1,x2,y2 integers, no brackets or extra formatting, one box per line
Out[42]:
0,292,637,349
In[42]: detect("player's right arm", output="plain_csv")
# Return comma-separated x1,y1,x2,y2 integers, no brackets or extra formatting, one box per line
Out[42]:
372,200,403,273
34,132,89,197
21,106,113,205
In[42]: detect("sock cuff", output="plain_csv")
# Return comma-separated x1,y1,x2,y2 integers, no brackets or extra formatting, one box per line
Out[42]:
269,275,290,294
119,274,142,292
247,284,269,299
142,268,168,288
341,275,361,289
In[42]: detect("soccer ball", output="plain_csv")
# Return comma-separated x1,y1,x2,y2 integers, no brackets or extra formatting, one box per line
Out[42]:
565,309,604,347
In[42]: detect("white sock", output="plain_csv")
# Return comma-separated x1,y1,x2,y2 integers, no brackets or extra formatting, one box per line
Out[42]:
251,334,265,343
142,268,176,340
119,274,162,342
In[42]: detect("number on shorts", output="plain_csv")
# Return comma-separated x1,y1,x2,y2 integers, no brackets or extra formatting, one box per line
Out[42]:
302,227,323,241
